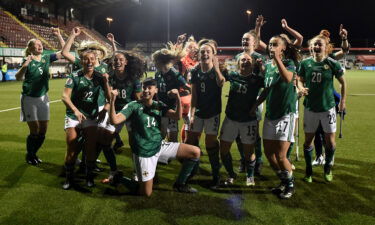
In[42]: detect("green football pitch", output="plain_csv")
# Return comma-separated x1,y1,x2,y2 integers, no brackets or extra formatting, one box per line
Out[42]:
0,70,374,225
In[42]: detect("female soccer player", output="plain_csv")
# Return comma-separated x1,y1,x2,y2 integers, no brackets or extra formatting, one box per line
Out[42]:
186,39,226,188
179,35,198,142
298,34,346,183
98,50,145,182
252,34,300,199
219,53,264,186
152,43,190,142
61,50,110,189
16,39,62,165
109,78,200,196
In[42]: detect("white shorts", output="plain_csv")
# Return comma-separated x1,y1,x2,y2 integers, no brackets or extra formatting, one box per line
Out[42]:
220,117,257,145
20,94,50,122
304,107,336,133
263,113,296,142
256,103,263,121
98,112,115,132
189,114,221,136
64,116,97,129
161,117,178,133
133,141,180,182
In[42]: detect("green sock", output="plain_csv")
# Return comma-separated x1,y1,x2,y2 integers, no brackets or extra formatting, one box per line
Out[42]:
176,158,199,185
221,152,235,177
102,144,117,171
324,147,336,174
255,136,263,164
236,136,245,164
287,142,294,160
304,145,314,176
119,176,139,194
207,144,221,179
246,159,256,177
26,134,38,156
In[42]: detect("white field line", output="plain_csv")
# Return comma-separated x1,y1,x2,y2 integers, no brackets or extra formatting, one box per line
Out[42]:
0,100,61,113
349,94,375,96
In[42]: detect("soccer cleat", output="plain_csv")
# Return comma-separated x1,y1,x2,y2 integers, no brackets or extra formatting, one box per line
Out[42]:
279,185,295,199
86,174,95,188
224,177,235,186
303,176,313,183
238,160,245,173
324,171,333,182
34,155,43,164
312,155,325,166
173,183,198,193
246,177,255,186
254,163,263,176
271,183,286,195
210,176,222,190
25,154,38,166
93,164,104,172
62,178,74,190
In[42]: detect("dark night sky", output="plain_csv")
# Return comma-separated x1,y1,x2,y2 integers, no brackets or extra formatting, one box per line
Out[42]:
94,0,375,48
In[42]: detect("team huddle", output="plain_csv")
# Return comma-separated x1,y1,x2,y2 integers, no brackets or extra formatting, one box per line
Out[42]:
15,15,348,199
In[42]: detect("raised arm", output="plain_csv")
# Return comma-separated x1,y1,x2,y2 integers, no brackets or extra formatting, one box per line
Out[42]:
213,56,225,87
175,33,187,48
333,24,350,60
165,89,182,120
107,33,117,53
281,19,303,47
62,27,81,63
109,89,127,125
15,55,33,81
274,48,294,83
254,15,267,52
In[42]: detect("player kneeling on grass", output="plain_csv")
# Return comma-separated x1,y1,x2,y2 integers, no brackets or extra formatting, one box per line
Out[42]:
298,34,346,183
219,53,264,187
109,78,200,196
61,50,110,189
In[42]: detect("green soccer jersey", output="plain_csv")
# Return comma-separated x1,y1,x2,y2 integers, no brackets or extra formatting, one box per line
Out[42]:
191,67,222,119
65,70,106,120
120,100,169,157
225,71,264,122
22,54,58,97
73,57,109,107
154,67,187,109
234,51,266,76
298,57,344,112
109,71,142,113
264,59,297,120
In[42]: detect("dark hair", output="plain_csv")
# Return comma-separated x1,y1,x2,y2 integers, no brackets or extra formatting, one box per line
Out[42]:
113,50,145,82
269,34,301,64
142,77,157,87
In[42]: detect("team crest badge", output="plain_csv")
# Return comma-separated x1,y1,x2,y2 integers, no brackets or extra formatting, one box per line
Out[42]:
209,73,215,79
324,64,330,70
101,68,106,73
41,59,46,63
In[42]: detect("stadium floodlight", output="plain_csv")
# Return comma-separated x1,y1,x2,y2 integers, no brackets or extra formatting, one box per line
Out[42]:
106,17,114,31
246,9,252,24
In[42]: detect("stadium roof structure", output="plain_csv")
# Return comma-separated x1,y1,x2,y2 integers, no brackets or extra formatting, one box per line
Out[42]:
53,0,140,9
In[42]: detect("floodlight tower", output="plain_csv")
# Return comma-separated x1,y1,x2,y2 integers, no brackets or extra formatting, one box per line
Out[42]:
106,17,113,32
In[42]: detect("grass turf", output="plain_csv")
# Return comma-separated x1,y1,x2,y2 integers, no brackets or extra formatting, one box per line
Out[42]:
0,70,374,225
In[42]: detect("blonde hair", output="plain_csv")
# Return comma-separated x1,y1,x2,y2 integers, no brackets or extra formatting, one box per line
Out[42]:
243,29,260,49
77,40,108,60
198,38,218,55
152,41,186,65
24,39,40,57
